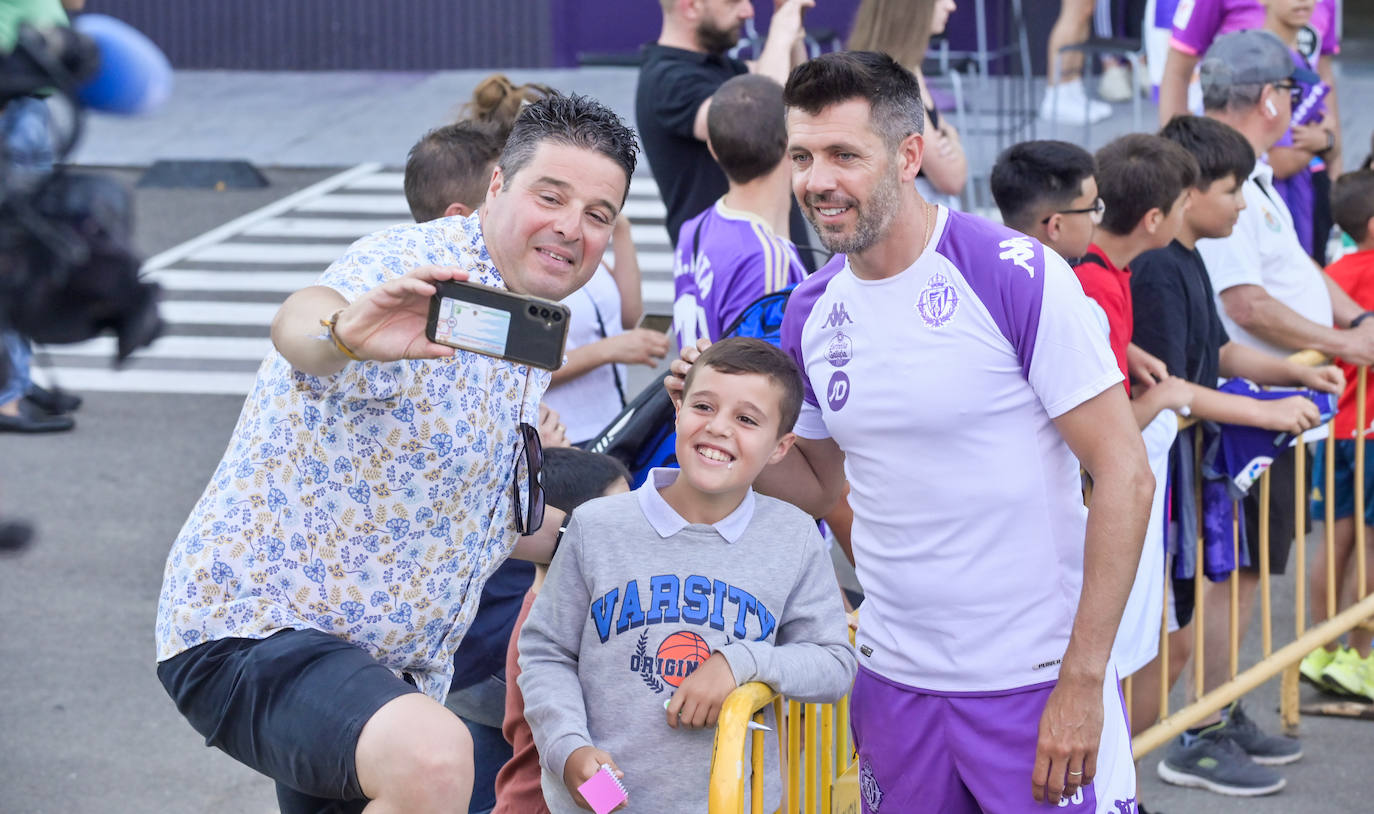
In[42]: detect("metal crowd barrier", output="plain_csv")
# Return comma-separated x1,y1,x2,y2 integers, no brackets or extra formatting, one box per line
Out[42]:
1132,357,1373,756
708,356,1373,811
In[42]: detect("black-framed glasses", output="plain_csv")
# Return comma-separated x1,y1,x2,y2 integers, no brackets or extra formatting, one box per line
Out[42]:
1273,80,1304,107
513,421,545,535
1042,197,1105,226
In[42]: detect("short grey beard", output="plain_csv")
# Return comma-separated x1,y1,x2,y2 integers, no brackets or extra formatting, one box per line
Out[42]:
808,167,903,255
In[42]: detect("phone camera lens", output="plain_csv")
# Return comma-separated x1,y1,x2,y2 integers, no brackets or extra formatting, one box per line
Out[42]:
552,312,563,321
539,308,550,318
528,305,539,316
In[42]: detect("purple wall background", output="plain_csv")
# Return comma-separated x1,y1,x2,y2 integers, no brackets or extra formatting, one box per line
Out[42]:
84,0,1043,71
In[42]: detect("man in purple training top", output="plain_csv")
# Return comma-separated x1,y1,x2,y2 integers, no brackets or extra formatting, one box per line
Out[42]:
669,52,1154,812
673,74,808,348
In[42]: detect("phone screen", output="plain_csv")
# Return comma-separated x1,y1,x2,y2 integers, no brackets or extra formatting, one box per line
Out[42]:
433,297,512,357
638,313,674,334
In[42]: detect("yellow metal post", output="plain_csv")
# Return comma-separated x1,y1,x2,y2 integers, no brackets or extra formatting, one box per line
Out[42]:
787,701,800,814
1358,366,1369,601
1230,507,1240,680
1326,431,1338,620
1259,471,1272,656
1194,430,1206,699
1160,573,1170,718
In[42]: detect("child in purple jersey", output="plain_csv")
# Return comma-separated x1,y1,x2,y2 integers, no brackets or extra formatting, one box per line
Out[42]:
1263,0,1341,263
1159,0,1340,128
673,74,809,350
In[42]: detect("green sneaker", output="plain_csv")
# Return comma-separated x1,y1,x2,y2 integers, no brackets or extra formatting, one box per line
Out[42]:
1362,652,1374,703
1300,647,1339,692
1322,647,1367,697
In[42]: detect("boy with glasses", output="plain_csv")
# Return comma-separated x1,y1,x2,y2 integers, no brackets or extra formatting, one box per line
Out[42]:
992,140,1171,392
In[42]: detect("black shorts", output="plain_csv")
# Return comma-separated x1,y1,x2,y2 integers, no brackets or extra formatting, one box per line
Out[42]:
156,628,420,813
1240,446,1307,575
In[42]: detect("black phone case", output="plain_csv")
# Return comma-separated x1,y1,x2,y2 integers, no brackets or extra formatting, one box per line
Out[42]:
425,280,571,371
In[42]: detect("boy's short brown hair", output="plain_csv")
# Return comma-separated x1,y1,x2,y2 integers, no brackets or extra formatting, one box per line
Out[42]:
683,338,804,435
1331,169,1374,245
1095,134,1199,236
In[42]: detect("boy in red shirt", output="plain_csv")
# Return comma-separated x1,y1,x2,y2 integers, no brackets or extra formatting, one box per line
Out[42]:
1303,167,1374,700
1073,134,1198,424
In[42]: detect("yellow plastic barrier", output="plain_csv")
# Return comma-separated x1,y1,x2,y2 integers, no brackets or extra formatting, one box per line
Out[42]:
708,682,858,814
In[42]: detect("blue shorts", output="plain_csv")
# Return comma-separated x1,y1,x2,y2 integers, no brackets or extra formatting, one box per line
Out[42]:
1311,440,1374,527
156,628,420,814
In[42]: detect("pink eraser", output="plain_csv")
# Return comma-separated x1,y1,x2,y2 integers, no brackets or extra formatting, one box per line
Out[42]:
577,763,628,814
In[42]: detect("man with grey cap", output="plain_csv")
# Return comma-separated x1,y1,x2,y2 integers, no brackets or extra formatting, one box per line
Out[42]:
1155,29,1374,797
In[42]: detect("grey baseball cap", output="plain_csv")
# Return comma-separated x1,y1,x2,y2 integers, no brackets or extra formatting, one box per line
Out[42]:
1200,30,1320,93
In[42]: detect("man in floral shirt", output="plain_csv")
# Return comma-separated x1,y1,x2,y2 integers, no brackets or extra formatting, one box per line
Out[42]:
153,94,638,814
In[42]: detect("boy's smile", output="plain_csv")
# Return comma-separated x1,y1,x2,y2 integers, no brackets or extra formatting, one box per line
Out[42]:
664,366,795,524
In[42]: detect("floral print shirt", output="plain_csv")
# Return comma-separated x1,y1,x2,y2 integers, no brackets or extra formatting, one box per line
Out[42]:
155,213,548,702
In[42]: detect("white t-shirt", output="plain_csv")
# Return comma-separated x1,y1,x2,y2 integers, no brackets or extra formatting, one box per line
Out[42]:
1197,161,1333,358
542,263,627,444
780,207,1123,693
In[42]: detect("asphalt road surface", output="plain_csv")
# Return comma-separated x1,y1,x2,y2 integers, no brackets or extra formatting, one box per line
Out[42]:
2,169,1371,814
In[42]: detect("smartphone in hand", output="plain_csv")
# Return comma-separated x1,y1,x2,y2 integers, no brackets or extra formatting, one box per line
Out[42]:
637,313,673,334
426,280,570,370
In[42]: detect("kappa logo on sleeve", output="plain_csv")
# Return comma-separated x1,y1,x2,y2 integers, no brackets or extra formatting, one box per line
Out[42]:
998,237,1037,277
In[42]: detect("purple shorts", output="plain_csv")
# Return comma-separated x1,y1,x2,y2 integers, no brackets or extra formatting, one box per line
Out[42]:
849,667,1136,813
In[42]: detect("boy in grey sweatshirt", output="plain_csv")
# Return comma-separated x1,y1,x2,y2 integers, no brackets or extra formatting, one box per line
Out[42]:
518,337,857,813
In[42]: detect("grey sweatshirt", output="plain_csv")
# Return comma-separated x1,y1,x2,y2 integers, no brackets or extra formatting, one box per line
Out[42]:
518,471,857,813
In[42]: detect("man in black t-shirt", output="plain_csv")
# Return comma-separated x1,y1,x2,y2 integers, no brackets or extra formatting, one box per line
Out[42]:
637,0,813,249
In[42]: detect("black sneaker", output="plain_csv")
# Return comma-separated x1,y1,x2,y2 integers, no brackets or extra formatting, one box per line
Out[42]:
1157,732,1286,796
1216,701,1303,765
24,383,81,415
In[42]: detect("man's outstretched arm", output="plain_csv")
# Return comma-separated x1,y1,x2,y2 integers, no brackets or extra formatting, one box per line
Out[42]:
270,266,468,376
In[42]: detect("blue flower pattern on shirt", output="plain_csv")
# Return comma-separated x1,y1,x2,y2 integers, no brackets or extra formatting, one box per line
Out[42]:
154,213,549,702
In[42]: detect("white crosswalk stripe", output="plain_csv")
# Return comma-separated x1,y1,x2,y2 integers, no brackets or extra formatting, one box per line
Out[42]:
34,164,677,396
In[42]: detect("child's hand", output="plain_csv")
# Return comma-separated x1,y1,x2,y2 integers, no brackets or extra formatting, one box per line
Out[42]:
1255,395,1322,434
563,746,626,811
1299,364,1345,395
1150,376,1194,413
665,652,738,729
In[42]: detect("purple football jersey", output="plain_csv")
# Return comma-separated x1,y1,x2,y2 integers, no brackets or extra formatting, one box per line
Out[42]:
673,200,807,348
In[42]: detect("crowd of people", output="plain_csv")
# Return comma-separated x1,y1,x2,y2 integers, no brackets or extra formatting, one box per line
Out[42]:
138,1,1374,813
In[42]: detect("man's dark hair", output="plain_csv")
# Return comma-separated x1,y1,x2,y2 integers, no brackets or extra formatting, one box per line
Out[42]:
683,337,804,436
1331,169,1374,245
1095,134,1199,236
708,75,788,185
1158,115,1255,188
782,51,924,149
403,121,504,222
989,140,1096,232
541,447,631,513
497,93,639,203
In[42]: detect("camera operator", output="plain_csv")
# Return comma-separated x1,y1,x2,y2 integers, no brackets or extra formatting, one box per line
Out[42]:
153,94,639,814
0,0,85,433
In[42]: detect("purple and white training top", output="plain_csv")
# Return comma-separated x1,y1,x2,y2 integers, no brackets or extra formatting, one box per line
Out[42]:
780,207,1122,693
673,200,807,347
